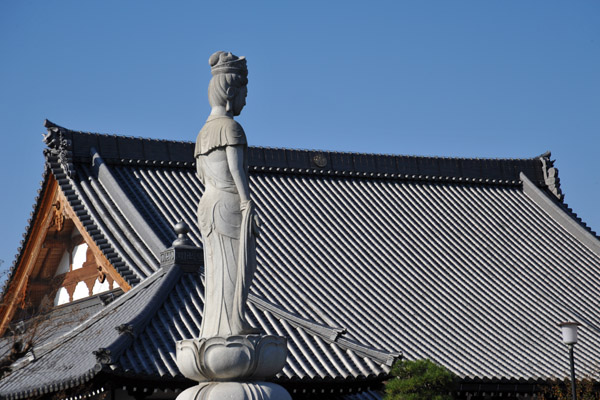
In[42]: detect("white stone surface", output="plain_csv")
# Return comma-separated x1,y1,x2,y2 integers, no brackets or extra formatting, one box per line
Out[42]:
196,51,258,338
176,382,291,400
176,51,291,400
176,335,287,382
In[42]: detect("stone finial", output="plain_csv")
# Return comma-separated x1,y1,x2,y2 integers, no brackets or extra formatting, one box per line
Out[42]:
160,221,202,272
173,221,194,248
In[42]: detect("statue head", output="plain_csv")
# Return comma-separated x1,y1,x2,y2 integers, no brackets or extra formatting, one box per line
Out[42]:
208,51,248,116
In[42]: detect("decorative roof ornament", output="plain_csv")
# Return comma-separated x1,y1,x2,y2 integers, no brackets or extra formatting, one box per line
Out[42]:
539,152,564,201
92,348,112,365
43,119,76,178
209,51,248,77
115,324,135,337
160,221,203,272
172,220,194,247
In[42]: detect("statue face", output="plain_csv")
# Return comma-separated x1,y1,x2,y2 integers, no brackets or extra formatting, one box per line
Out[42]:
232,86,247,116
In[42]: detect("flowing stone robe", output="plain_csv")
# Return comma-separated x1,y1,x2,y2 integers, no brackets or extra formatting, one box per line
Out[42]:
195,115,256,338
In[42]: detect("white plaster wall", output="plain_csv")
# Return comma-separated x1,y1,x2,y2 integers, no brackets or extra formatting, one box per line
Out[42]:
72,281,89,301
92,278,110,295
54,287,69,306
54,251,70,276
72,243,88,270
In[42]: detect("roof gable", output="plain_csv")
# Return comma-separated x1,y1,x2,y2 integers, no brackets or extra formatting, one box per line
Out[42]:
0,174,129,335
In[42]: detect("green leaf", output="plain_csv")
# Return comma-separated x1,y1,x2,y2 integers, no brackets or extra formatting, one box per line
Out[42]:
384,359,456,400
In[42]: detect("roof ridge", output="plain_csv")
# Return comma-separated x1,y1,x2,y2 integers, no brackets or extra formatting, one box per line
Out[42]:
45,152,145,285
42,120,548,188
1,267,181,400
44,119,193,146
335,336,401,367
561,202,598,237
43,119,542,162
90,148,169,260
256,145,542,162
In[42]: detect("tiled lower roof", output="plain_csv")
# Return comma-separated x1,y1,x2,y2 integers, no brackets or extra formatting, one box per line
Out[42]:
0,292,112,367
119,270,392,381
0,289,122,353
0,264,391,399
0,266,172,399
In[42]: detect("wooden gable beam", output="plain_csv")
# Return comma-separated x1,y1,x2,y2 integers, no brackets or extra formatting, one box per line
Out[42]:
0,177,59,334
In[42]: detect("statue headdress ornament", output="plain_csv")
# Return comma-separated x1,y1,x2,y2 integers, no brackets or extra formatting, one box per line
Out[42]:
209,51,248,77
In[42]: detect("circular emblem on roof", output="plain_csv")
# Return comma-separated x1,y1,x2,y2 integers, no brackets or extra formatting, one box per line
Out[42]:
312,153,327,168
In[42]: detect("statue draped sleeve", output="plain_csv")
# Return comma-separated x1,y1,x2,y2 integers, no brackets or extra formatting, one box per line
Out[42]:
195,116,247,157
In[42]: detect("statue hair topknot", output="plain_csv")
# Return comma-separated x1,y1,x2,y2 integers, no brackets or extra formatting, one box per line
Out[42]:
209,51,248,77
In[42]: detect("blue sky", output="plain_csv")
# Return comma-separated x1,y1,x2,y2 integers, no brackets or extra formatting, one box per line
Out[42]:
0,1,598,277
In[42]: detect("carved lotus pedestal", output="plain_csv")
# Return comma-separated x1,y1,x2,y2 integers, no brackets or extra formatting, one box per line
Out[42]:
175,335,291,400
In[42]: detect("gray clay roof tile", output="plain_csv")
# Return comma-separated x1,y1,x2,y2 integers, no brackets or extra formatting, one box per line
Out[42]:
3,121,600,399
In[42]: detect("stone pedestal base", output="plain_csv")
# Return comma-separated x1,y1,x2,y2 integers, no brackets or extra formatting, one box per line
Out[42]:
175,335,291,400
177,381,291,400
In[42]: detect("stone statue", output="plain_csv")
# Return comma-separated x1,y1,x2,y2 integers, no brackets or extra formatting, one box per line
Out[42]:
175,51,291,400
195,51,257,338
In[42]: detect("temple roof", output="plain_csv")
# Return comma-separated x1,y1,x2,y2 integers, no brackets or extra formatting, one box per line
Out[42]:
0,258,390,399
2,120,600,398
